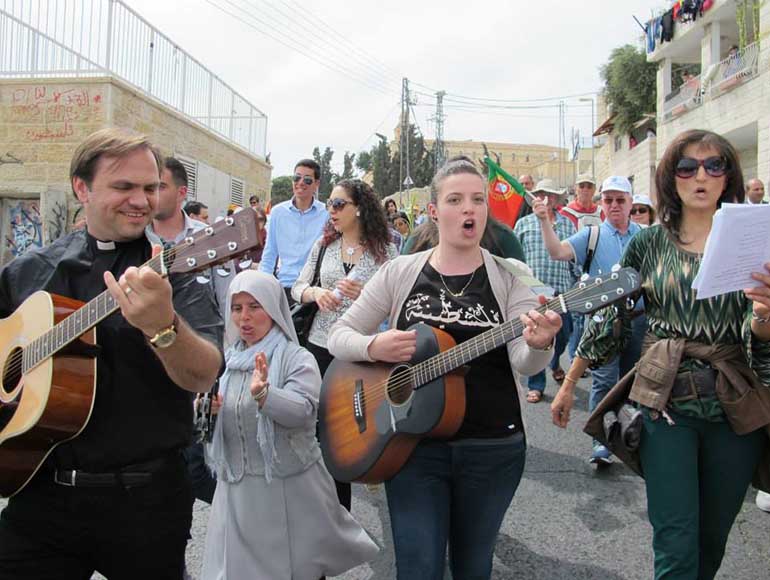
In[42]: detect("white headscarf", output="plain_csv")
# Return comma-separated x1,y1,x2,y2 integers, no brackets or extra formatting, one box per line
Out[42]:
224,270,298,347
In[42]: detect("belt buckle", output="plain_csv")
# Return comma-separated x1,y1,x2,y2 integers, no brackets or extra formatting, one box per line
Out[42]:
55,469,77,487
671,371,698,403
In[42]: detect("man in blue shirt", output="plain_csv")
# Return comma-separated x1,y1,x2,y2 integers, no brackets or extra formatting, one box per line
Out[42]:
259,159,328,305
535,176,645,465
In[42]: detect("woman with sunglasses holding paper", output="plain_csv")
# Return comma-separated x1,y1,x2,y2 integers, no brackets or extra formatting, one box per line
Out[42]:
292,179,398,509
552,129,770,579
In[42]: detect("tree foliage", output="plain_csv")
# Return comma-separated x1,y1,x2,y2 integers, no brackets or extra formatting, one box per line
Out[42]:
270,175,293,203
312,146,335,200
600,44,657,135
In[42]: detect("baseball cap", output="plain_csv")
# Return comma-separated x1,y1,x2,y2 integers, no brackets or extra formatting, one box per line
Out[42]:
600,176,633,195
632,194,653,207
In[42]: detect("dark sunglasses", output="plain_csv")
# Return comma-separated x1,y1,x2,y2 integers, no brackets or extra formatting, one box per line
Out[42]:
326,198,353,211
675,156,728,179
630,207,649,215
293,174,315,185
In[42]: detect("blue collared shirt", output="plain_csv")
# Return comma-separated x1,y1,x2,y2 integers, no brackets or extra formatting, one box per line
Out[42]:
259,197,328,287
567,220,642,276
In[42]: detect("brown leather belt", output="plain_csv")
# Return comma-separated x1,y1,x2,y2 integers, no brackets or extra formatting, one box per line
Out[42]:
53,453,177,488
670,368,718,402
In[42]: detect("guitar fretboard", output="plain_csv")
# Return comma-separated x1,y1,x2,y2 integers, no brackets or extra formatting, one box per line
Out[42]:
410,297,565,389
21,249,172,374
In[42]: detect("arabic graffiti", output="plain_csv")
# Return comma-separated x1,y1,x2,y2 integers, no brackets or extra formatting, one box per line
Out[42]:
9,85,103,142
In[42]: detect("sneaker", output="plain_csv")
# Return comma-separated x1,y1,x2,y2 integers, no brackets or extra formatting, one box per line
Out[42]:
756,490,770,513
589,444,613,466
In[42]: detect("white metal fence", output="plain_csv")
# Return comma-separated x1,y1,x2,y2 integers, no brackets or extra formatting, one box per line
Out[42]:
662,74,703,120
708,41,760,94
0,0,268,158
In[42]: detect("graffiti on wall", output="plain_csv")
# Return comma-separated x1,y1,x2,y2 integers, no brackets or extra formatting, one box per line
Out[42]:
3,200,43,261
9,85,103,142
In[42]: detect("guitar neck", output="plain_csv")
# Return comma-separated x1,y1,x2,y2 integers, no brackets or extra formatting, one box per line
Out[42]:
21,248,173,374
412,296,567,388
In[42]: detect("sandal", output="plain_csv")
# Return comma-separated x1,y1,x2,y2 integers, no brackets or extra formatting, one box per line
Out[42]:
552,368,566,383
527,390,543,404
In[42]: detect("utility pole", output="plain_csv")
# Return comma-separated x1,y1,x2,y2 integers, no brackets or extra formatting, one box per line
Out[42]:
399,77,414,209
431,90,447,169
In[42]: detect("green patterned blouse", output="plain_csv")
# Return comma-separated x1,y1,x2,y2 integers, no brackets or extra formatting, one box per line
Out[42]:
576,225,770,417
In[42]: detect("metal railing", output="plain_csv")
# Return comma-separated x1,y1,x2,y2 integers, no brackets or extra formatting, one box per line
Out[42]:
707,41,760,94
662,75,703,120
0,0,268,158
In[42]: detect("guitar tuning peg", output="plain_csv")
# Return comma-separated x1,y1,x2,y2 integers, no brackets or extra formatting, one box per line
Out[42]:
625,298,636,310
580,273,590,282
611,264,621,272
593,314,604,323
195,275,210,285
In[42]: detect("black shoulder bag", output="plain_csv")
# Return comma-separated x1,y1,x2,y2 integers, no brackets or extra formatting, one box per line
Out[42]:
290,244,327,346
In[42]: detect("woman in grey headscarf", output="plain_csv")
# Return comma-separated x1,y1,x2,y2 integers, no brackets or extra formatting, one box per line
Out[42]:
202,270,378,580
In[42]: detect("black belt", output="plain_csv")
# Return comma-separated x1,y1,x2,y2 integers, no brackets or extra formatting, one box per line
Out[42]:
53,453,178,488
670,368,718,402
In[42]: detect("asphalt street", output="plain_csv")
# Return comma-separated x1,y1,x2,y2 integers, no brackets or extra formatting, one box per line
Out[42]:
2,367,768,579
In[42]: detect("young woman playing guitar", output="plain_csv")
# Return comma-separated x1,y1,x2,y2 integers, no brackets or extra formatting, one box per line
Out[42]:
327,156,562,579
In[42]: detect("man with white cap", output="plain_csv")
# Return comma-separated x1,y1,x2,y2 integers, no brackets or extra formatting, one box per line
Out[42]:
560,174,604,230
535,175,645,464
514,179,577,402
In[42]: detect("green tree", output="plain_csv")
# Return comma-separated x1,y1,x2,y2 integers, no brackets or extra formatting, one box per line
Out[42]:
270,175,293,204
600,44,657,135
355,150,372,173
312,146,335,199
338,151,356,181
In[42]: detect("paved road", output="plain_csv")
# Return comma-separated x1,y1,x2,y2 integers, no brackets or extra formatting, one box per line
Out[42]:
3,368,769,578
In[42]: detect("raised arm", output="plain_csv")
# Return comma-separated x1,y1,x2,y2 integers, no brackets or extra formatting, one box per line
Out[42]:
533,198,575,261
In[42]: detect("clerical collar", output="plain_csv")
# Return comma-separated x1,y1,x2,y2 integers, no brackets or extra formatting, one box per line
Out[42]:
96,240,116,251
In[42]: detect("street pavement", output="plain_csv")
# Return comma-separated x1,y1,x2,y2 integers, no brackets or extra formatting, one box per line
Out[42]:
2,367,768,579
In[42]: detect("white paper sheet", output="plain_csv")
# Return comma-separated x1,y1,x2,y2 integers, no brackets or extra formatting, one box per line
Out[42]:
692,203,770,300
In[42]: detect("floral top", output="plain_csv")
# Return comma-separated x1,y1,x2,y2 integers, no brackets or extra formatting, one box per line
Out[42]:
291,237,398,349
577,225,770,414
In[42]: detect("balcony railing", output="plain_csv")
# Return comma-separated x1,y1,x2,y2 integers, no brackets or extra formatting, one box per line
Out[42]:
662,75,703,121
660,41,762,123
706,41,760,95
0,1,268,158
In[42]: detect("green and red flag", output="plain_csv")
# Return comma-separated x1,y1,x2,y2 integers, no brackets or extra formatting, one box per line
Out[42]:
484,157,527,228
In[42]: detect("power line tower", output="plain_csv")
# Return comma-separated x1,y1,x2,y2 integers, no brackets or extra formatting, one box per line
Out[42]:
430,90,447,169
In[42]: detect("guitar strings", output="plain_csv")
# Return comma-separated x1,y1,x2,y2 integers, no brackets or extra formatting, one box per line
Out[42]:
322,277,629,417
6,239,244,378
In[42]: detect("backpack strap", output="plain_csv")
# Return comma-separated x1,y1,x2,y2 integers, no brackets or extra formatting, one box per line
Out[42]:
584,225,600,274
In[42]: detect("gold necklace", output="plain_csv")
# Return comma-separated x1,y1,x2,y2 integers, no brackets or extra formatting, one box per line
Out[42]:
435,255,475,298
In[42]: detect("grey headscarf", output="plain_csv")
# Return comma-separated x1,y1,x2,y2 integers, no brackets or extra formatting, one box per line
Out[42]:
208,270,300,483
224,270,298,347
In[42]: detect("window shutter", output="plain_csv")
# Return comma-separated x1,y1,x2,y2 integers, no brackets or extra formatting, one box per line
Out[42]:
230,177,245,207
175,154,198,201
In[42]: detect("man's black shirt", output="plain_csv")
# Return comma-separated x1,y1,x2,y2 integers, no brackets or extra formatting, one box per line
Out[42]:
0,229,224,471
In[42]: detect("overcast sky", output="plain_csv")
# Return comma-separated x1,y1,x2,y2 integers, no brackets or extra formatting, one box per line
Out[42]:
127,0,664,177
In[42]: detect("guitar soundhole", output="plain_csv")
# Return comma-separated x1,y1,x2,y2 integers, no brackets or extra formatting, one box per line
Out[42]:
386,364,414,406
2,346,23,396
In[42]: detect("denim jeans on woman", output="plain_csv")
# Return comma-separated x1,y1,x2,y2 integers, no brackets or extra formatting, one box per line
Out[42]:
384,433,526,580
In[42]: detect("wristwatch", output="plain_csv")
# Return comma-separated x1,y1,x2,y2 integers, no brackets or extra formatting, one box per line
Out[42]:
148,314,178,349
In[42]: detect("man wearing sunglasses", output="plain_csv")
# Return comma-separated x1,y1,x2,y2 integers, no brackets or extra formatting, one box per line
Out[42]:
259,159,328,305
535,175,645,465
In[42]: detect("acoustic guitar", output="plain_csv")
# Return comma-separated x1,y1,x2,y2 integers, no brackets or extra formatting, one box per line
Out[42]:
319,267,641,484
0,210,260,497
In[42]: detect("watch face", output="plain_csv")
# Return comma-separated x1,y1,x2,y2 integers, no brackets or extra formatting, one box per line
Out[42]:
153,329,177,348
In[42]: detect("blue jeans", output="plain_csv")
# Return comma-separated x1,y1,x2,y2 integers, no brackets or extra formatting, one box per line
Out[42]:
568,313,585,361
528,312,572,394
588,314,647,412
385,434,526,580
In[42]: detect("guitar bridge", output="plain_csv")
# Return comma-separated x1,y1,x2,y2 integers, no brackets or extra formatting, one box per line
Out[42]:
353,379,366,433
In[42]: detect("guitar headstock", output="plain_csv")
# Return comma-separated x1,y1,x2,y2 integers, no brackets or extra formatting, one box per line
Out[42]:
563,267,641,315
162,209,261,274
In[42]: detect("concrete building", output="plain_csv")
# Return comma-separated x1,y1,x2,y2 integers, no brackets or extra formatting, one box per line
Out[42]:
648,0,769,199
0,1,271,264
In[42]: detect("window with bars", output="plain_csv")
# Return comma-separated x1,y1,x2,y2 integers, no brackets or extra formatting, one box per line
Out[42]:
230,177,245,207
175,154,198,201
